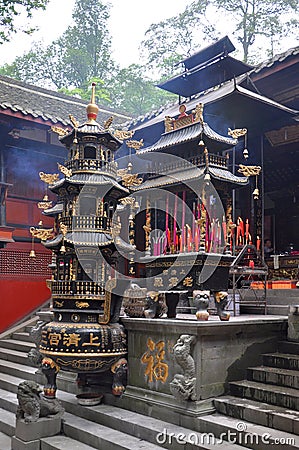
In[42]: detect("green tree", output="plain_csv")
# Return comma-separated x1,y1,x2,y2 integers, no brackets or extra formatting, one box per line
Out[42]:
209,0,299,62
0,0,49,43
0,0,115,90
105,64,176,117
140,1,218,78
141,0,299,72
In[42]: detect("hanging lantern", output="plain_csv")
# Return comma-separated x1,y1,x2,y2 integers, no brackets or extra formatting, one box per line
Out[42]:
29,234,36,258
253,187,259,200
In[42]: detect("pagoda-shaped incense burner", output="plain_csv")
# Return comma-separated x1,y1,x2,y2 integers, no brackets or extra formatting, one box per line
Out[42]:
39,84,129,398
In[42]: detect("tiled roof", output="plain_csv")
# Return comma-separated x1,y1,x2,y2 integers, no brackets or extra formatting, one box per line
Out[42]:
131,166,247,190
0,75,131,127
138,120,237,154
122,45,299,133
254,45,299,74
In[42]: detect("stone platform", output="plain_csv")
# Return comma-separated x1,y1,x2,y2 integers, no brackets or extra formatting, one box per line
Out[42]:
110,315,288,429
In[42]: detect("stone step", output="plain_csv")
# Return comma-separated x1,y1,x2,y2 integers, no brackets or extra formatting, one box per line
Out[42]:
0,357,37,382
0,371,24,394
41,435,97,450
229,380,299,410
0,406,15,437
12,331,33,343
263,352,299,371
0,431,11,450
0,379,245,450
214,395,299,434
62,412,164,450
278,340,299,355
0,387,17,414
266,305,289,315
58,390,246,449
0,346,33,366
0,338,33,353
248,365,299,389
198,413,299,449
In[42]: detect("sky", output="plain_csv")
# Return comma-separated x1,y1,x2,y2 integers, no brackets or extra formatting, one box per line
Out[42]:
0,0,192,68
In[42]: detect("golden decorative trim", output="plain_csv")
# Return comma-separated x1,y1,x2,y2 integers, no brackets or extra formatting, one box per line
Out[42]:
120,197,136,206
69,114,79,128
117,168,143,187
104,116,113,129
38,201,53,210
193,103,204,124
126,139,144,150
60,223,68,237
58,163,72,178
51,126,69,136
114,129,135,140
30,226,54,241
39,172,59,184
238,164,261,177
40,350,126,357
228,127,247,139
75,301,90,309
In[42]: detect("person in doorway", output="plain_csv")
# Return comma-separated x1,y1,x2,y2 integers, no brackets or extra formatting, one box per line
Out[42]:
264,239,273,258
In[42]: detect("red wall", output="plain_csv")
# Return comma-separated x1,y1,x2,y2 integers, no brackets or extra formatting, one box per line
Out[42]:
0,279,51,333
0,247,52,333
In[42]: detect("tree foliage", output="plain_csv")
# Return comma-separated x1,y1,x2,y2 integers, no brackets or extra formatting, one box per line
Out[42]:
0,0,114,90
105,64,176,117
210,0,299,62
140,0,218,78
140,0,299,73
0,0,49,43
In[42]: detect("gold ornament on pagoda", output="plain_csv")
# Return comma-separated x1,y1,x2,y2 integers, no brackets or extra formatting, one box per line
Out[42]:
51,126,69,136
58,163,72,178
126,139,144,151
30,227,54,241
69,114,79,128
193,103,204,124
120,197,136,206
238,164,261,177
117,168,143,187
114,129,135,141
39,172,59,185
60,223,68,237
228,128,247,139
104,116,113,129
38,201,53,210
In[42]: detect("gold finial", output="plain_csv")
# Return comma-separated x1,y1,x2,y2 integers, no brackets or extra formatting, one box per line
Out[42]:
86,82,99,123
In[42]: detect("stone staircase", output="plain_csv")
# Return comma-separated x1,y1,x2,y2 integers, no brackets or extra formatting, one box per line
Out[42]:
0,320,252,450
197,339,299,449
238,288,299,315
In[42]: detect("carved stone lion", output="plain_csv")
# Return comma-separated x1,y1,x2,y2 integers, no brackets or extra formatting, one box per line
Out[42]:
16,380,64,423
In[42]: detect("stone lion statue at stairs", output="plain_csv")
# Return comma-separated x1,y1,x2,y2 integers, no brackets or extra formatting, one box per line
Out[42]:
16,380,64,423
